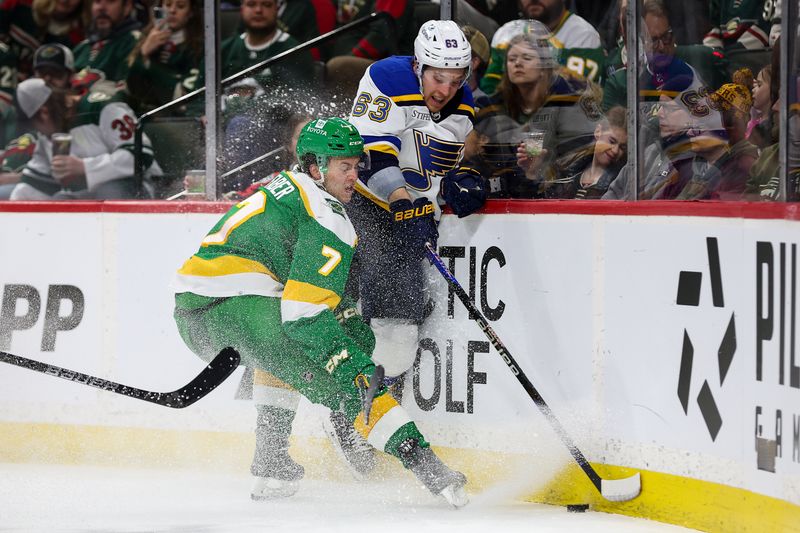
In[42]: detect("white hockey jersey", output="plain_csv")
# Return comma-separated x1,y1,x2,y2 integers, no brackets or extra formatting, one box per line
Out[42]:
348,56,474,217
22,92,161,195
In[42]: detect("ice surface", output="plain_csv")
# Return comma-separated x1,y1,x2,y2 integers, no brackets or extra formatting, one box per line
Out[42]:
0,463,695,533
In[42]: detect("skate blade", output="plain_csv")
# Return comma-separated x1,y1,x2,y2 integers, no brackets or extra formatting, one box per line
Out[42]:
250,477,300,501
439,484,469,508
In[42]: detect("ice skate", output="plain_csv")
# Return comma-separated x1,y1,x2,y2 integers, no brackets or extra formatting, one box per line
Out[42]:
398,438,468,508
323,409,377,480
250,405,304,501
250,447,305,500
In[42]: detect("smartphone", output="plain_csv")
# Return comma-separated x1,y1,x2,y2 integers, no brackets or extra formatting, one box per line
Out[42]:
152,6,166,22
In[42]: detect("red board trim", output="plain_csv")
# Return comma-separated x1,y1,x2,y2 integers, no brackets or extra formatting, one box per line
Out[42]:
0,200,798,221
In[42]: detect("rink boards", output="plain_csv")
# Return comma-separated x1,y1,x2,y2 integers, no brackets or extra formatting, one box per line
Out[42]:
0,199,799,531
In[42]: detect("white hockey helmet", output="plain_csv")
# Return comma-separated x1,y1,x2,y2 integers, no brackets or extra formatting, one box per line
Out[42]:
413,20,472,86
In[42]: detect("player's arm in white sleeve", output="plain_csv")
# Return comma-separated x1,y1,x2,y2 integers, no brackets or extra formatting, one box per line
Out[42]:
82,102,158,189
348,71,411,203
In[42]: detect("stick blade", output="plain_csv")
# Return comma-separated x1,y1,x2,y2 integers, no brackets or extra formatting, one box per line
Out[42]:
600,472,641,502
168,347,241,408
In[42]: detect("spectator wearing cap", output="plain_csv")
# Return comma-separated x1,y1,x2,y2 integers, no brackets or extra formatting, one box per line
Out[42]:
33,42,75,88
0,43,75,199
71,0,142,93
462,25,490,102
9,77,161,200
672,82,758,200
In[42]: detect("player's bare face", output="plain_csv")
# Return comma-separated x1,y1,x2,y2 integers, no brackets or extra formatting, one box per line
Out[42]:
421,67,466,114
506,43,543,85
164,0,192,31
242,0,277,33
324,156,361,203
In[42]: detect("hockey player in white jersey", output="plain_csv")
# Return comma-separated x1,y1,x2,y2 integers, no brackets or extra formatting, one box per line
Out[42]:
331,20,488,476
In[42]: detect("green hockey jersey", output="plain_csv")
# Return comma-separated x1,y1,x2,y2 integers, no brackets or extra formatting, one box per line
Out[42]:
173,170,366,365
72,21,141,91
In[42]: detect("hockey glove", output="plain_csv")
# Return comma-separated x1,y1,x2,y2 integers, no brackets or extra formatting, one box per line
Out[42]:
441,166,488,218
389,197,438,258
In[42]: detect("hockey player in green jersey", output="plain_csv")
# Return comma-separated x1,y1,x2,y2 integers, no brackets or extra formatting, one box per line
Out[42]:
172,117,469,507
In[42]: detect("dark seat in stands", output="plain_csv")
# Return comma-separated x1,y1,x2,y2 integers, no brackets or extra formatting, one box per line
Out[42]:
143,117,205,198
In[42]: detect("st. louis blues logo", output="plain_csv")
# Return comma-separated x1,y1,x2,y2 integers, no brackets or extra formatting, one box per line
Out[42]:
403,130,464,191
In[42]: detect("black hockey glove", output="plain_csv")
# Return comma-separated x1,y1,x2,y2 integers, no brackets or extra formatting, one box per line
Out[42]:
441,166,488,218
389,197,438,259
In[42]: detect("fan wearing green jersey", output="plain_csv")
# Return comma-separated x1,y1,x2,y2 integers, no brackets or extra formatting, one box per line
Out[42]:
172,117,469,508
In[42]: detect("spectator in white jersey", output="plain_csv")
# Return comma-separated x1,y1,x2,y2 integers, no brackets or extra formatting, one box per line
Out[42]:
10,77,161,200
518,0,601,48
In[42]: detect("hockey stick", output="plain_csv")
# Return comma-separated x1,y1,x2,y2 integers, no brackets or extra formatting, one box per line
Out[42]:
425,243,641,502
0,347,240,409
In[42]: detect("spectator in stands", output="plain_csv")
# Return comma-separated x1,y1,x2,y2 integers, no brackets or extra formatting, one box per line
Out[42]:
185,0,314,98
472,25,602,198
72,0,142,93
604,74,728,200
0,132,36,199
531,105,627,199
603,0,728,111
747,65,771,146
0,42,17,147
676,82,759,200
9,77,161,199
324,0,414,98
0,0,89,79
126,0,204,113
278,0,326,59
703,0,777,58
462,25,490,102
519,0,601,48
0,42,74,199
480,12,606,96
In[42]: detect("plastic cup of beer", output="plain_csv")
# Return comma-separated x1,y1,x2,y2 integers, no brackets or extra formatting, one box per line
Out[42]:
523,130,545,158
51,133,72,157
184,169,206,200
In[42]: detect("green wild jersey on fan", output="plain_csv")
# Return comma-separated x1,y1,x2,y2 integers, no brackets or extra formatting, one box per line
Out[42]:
481,44,607,95
173,170,368,364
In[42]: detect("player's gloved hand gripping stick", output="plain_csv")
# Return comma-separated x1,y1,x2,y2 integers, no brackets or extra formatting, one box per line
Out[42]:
389,197,438,258
425,243,641,502
0,347,240,408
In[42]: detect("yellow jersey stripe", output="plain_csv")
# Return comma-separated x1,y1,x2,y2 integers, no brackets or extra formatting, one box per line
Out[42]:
366,143,399,157
177,254,277,279
284,171,315,218
283,279,341,310
457,103,475,116
391,94,424,103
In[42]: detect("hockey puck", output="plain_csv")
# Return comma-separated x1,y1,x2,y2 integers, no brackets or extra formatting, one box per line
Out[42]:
566,504,589,513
